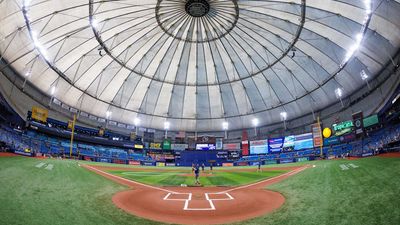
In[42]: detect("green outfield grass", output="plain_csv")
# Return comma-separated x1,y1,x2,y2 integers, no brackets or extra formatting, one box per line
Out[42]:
0,156,399,225
107,169,287,187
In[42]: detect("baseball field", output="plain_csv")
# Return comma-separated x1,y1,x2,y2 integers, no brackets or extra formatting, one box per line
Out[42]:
0,153,399,225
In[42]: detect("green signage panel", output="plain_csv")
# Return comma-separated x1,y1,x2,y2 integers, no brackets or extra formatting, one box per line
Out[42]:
363,115,379,127
162,139,171,150
332,120,353,131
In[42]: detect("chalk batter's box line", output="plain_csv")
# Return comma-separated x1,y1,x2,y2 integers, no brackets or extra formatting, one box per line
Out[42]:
206,193,234,201
163,193,214,211
185,193,234,210
163,192,234,211
163,193,192,201
184,197,215,211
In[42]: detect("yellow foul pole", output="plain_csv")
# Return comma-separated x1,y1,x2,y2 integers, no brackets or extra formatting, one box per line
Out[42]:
69,114,77,158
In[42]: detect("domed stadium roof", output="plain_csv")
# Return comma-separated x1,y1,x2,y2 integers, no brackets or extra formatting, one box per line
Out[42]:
0,0,399,131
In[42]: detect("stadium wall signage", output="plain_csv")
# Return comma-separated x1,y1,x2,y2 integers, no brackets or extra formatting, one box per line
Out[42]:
31,106,49,123
223,143,241,150
332,120,353,131
171,144,188,151
196,136,216,144
150,143,162,149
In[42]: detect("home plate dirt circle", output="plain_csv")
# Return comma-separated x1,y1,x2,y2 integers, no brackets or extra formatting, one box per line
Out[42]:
113,187,284,225
84,165,308,225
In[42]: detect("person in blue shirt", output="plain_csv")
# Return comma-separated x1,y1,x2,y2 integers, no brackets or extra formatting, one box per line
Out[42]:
194,164,200,185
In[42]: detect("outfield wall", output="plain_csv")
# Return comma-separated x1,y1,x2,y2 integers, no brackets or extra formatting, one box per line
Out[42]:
176,150,226,167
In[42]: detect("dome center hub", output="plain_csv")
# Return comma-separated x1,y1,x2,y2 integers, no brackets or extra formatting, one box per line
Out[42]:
185,0,210,17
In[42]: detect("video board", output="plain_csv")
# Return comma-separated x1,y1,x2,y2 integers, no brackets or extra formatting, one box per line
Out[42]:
294,133,314,150
249,140,268,154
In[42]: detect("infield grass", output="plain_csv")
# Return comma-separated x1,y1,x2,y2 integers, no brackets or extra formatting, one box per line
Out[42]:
107,169,287,187
0,155,399,225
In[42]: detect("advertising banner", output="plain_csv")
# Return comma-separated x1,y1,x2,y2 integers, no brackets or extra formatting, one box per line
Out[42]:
128,161,141,165
297,157,309,162
112,159,126,164
334,127,353,136
31,106,48,122
99,158,111,163
150,143,162,150
249,140,268,154
216,151,228,159
294,133,314,150
171,144,188,151
108,121,117,126
333,120,353,132
280,159,294,164
222,163,234,167
250,161,261,166
312,123,323,147
324,136,340,146
197,136,216,144
216,138,223,150
363,114,379,127
268,138,284,153
228,151,240,159
163,139,171,150
134,144,143,149
98,128,105,137
130,132,136,141
117,123,126,128
156,162,166,167
237,162,248,166
14,149,33,157
196,143,216,150
241,140,249,156
265,160,277,165
67,120,74,130
340,133,356,143
283,136,295,148
223,143,241,150
352,111,364,139
83,156,92,161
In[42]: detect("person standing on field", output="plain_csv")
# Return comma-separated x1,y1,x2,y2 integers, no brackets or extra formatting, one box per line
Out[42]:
194,164,200,185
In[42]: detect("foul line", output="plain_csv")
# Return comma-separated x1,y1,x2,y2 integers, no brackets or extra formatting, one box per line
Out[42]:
84,165,179,194
218,166,308,193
